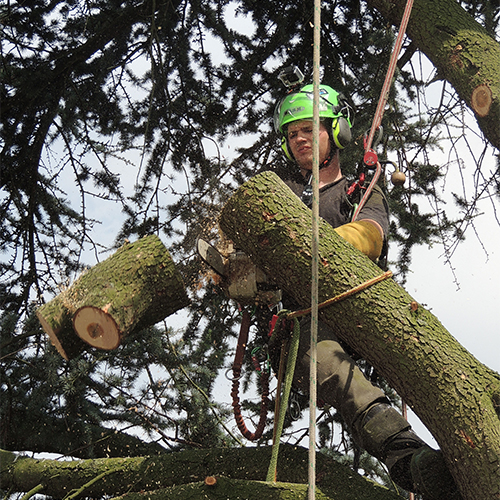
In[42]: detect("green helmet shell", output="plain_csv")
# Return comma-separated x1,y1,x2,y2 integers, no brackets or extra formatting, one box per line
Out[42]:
274,84,352,134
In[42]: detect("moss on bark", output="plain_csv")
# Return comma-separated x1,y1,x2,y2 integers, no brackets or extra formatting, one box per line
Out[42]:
1,446,402,500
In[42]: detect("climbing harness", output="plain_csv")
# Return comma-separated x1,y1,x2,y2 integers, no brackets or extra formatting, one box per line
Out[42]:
264,270,393,483
227,268,393,476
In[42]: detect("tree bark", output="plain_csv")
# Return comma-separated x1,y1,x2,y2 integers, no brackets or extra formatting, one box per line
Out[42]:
37,235,190,358
109,476,392,500
36,293,88,360
0,446,401,500
366,0,500,150
218,171,500,500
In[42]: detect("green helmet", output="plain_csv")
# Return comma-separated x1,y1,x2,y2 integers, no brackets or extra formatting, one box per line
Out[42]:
274,84,353,154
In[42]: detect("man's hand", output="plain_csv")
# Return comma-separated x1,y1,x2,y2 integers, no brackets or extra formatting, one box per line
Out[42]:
334,220,383,261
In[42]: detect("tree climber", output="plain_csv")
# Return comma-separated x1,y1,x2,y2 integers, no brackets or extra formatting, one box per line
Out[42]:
272,82,462,500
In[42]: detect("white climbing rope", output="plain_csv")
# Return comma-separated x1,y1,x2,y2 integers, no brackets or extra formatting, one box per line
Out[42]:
310,0,322,496
309,2,415,498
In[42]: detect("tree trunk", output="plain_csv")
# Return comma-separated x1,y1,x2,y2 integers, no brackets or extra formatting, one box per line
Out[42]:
366,0,500,150
218,171,500,500
37,235,190,358
0,446,401,500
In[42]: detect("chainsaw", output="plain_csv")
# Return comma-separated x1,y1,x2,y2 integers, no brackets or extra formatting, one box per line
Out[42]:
196,238,282,307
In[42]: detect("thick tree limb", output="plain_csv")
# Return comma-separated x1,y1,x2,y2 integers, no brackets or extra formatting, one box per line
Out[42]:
0,446,401,500
218,171,500,500
1,416,166,459
366,0,500,149
109,476,394,500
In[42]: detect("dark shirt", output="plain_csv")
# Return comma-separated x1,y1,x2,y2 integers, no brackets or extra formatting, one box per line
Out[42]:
284,176,389,237
277,175,390,363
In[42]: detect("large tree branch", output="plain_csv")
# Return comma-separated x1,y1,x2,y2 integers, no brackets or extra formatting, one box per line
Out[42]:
218,171,500,500
365,0,500,150
0,445,401,499
1,419,166,459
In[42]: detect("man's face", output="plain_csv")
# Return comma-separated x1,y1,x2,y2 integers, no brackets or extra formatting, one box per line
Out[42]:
287,120,331,170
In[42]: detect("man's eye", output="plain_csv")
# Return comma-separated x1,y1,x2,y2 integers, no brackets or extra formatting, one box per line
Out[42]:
288,132,297,140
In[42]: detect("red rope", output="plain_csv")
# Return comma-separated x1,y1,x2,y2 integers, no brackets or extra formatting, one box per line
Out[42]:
353,0,414,222
365,0,414,152
231,309,269,441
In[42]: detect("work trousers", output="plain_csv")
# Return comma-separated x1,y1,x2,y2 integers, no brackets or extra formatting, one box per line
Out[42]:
292,318,386,429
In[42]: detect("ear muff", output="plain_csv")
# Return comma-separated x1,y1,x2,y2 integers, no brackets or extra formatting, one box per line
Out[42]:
281,136,294,160
331,116,352,149
331,92,354,149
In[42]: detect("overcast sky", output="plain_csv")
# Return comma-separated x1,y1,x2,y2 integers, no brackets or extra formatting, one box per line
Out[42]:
402,178,499,445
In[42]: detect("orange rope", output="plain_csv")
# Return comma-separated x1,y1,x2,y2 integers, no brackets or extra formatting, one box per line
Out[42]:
287,270,393,319
353,0,415,221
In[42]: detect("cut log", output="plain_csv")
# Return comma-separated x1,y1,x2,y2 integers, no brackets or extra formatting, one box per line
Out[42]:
218,171,500,500
37,235,190,357
73,306,122,350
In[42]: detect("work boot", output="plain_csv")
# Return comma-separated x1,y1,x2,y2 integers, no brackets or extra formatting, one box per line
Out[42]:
352,402,462,499
410,447,463,500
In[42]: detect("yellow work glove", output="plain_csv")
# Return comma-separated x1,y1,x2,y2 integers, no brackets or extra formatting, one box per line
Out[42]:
334,220,383,261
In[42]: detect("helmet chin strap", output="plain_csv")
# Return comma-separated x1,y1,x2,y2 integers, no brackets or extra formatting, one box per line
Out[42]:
321,127,338,169
320,148,334,170
302,153,332,178
300,144,335,178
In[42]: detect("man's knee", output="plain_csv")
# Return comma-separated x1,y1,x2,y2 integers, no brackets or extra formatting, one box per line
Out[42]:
304,339,386,424
315,340,347,385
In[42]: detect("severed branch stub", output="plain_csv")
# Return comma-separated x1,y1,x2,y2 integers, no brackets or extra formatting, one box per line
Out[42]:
471,84,492,117
37,235,190,359
204,476,217,487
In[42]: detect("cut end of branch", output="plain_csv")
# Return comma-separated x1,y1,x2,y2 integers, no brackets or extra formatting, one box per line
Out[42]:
471,84,492,117
36,311,70,360
73,306,121,350
204,476,217,487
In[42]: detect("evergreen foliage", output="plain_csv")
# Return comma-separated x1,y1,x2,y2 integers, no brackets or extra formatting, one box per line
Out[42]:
0,0,498,496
